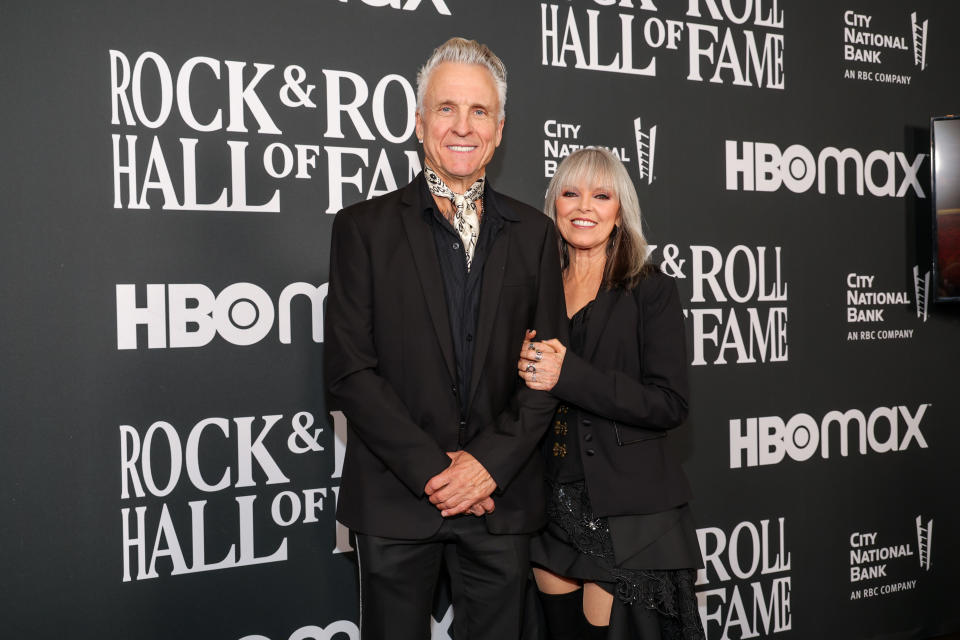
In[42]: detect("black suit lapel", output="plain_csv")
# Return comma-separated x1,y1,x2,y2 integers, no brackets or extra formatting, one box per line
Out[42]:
582,288,620,362
399,182,457,382
466,218,509,409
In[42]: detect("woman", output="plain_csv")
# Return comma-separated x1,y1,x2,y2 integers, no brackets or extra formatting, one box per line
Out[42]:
520,148,704,640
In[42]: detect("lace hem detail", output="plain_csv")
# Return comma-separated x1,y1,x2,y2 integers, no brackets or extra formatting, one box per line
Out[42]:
547,480,705,639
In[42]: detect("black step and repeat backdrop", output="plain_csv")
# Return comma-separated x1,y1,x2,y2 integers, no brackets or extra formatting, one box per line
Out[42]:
2,1,959,639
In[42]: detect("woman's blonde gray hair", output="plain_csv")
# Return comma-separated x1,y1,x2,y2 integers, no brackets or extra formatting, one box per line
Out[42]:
544,147,650,289
416,37,507,121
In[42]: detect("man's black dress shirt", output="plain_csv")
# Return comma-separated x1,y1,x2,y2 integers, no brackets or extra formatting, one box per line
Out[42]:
421,179,505,444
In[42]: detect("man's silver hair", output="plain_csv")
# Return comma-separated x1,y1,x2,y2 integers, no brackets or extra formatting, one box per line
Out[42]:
416,37,507,121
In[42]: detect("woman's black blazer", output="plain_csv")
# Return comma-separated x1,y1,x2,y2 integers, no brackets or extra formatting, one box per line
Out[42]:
551,267,692,517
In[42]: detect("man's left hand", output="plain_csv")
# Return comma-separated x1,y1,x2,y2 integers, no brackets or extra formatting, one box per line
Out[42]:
424,451,497,517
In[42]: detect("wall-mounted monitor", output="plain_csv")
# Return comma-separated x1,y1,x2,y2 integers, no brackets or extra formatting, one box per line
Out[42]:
931,115,960,302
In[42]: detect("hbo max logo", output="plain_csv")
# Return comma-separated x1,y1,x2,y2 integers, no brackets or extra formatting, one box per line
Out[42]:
725,140,926,198
729,404,930,468
116,282,326,349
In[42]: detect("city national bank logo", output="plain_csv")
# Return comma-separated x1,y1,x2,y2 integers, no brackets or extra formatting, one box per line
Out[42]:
845,273,909,323
542,119,633,178
844,266,929,343
541,0,785,90
725,141,927,198
696,518,791,639
916,515,933,570
116,282,326,349
914,265,930,322
848,515,932,601
841,10,929,86
729,404,930,469
911,12,929,70
634,117,656,184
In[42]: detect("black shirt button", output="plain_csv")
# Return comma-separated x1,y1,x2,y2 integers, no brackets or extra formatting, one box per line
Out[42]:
453,242,460,250
585,449,596,456
451,385,458,396
583,433,593,442
466,334,473,342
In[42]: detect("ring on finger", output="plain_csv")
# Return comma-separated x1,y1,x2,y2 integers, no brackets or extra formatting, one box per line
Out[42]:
532,372,537,382
535,350,543,361
525,364,536,373
528,342,536,351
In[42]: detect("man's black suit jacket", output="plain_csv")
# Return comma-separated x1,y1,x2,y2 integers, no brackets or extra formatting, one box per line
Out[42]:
324,174,566,539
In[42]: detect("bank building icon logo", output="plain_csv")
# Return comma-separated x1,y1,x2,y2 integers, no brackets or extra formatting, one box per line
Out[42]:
634,117,657,185
911,12,928,70
913,266,930,322
916,516,933,570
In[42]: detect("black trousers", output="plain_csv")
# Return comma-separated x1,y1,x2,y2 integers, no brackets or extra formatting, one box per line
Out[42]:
355,515,530,640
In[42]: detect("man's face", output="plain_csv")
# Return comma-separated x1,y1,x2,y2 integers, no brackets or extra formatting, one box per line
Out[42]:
416,62,504,192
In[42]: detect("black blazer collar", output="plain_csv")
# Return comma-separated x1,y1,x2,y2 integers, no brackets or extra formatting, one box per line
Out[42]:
481,183,521,222
581,287,623,362
399,175,457,381
466,212,509,407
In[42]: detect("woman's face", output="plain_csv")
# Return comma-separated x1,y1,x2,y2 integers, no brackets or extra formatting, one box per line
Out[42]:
554,180,620,254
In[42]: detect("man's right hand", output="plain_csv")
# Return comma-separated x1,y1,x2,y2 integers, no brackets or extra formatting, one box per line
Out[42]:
429,452,496,517
468,496,496,516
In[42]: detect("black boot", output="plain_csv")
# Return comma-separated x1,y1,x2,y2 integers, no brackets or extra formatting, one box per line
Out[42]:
582,620,609,640
538,589,585,640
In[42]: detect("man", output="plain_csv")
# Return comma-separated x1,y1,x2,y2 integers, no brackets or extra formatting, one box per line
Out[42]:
324,37,566,639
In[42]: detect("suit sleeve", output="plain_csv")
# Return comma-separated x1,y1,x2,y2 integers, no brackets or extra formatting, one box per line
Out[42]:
465,221,567,491
552,272,689,432
324,211,450,496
